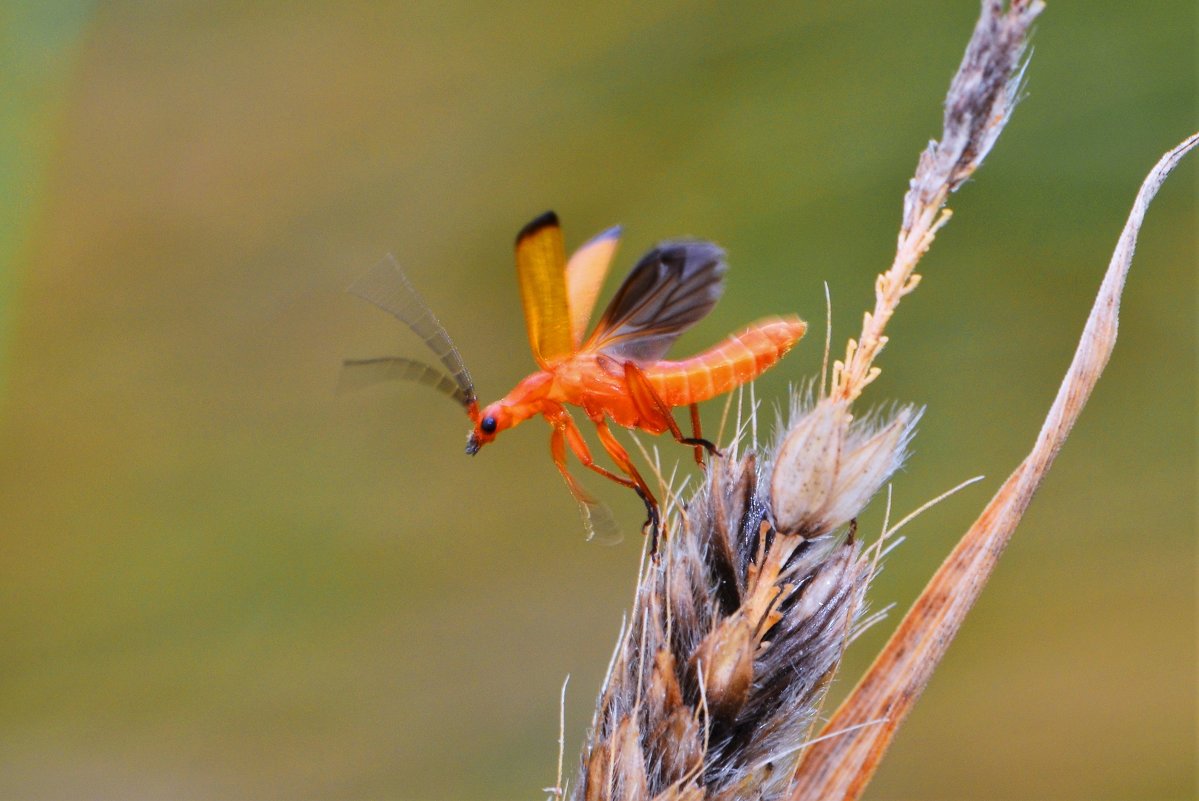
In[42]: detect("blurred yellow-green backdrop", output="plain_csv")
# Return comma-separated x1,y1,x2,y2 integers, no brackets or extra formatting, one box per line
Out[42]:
1,2,1194,799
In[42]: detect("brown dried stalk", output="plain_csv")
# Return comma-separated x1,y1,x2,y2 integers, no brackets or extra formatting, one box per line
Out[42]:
553,1,1196,799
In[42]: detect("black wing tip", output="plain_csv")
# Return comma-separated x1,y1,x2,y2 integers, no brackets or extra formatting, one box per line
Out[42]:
651,240,728,275
656,238,725,256
516,210,560,245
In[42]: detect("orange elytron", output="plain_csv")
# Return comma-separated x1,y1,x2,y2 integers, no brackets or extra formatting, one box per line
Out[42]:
345,211,806,548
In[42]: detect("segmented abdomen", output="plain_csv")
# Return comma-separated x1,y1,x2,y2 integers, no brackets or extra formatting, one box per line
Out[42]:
644,315,807,406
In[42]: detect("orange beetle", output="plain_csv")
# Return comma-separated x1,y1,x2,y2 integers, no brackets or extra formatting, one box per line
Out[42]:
345,211,806,548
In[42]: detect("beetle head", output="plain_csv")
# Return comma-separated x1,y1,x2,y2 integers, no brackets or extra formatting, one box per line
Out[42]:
466,401,510,455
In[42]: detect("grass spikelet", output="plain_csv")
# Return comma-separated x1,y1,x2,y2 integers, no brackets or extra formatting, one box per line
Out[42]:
555,2,1197,798
789,128,1199,801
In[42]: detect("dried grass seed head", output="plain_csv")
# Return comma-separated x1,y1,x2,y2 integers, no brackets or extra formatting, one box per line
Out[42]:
572,409,884,800
769,398,920,537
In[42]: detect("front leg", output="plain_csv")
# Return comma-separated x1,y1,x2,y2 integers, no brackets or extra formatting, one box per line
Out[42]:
547,412,618,543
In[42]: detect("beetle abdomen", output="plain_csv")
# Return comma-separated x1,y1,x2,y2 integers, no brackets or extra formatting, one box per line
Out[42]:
645,316,807,406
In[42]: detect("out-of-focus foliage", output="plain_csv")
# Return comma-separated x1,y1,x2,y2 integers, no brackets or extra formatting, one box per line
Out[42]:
0,3,1193,799
0,3,95,391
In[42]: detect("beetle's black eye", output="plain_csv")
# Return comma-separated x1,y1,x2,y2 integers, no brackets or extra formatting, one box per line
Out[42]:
480,416,497,434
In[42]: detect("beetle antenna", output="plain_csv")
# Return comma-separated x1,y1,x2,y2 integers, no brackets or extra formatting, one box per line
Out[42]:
346,254,477,409
339,355,475,410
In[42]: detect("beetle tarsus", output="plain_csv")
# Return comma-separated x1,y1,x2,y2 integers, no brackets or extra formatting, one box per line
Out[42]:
634,486,662,555
681,436,721,459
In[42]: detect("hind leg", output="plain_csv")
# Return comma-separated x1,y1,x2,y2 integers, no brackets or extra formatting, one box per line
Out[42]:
623,362,721,465
688,403,706,466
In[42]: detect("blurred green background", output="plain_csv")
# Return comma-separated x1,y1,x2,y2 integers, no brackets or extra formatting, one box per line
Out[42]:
1,2,1193,799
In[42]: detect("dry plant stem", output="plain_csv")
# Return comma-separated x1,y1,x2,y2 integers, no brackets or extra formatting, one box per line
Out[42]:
832,0,1044,403
788,132,1199,801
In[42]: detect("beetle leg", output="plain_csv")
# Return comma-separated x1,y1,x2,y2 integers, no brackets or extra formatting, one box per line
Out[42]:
623,362,722,463
589,417,662,553
548,418,619,543
549,424,601,501
689,403,704,466
554,411,637,490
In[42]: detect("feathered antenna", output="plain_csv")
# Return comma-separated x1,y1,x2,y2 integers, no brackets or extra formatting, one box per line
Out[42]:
344,253,478,414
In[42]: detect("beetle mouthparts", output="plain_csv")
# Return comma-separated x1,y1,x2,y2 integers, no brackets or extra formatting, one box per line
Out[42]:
465,432,480,456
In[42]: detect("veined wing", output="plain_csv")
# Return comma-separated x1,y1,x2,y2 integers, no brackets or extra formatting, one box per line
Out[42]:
581,240,727,363
515,211,574,368
565,225,621,348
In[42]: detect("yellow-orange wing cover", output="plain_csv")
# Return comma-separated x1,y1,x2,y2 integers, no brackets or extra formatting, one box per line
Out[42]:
564,225,621,347
514,212,574,368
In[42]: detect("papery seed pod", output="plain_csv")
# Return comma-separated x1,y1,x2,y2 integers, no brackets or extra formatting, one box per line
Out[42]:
584,741,610,801
654,784,705,801
770,399,919,536
646,647,685,721
650,705,702,786
769,401,849,535
611,716,648,801
822,406,919,529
